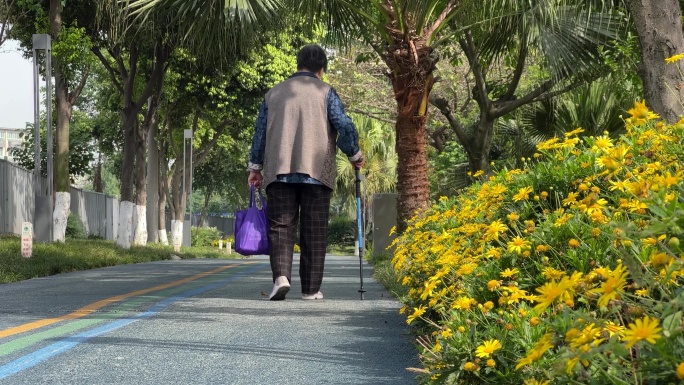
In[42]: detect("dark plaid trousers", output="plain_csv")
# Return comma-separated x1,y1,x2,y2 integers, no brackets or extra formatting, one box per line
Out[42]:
265,182,332,295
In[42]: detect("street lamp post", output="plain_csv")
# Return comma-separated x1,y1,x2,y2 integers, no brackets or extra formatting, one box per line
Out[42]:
32,34,53,243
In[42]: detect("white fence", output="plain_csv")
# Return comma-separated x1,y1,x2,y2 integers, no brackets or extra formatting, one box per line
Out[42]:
0,159,119,240
1,159,235,240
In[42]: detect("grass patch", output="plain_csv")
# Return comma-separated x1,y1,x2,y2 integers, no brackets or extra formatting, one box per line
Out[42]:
326,244,356,255
0,237,242,284
370,251,407,300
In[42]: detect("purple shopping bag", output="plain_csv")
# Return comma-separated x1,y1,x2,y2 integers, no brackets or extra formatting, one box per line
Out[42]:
234,186,270,256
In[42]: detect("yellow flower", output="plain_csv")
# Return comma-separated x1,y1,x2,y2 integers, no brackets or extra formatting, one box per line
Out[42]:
589,263,629,308
513,186,534,202
485,220,508,241
458,326,466,333
635,288,648,297
530,317,541,326
568,239,580,248
604,321,626,338
565,127,585,137
463,361,477,371
536,244,550,253
649,252,672,267
475,339,503,358
666,53,684,64
516,332,554,369
508,236,531,254
533,275,576,312
622,315,663,348
626,100,660,126
486,359,496,367
592,135,614,151
542,267,565,280
406,306,426,325
441,328,453,339
524,380,550,385
507,212,520,222
554,213,574,227
488,280,501,291
452,296,476,310
501,268,520,278
677,362,684,380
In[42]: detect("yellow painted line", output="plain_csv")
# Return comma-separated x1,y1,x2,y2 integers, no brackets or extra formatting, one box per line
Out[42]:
0,263,254,339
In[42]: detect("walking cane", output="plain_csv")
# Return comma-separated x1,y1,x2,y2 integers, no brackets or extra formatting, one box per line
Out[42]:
355,167,366,300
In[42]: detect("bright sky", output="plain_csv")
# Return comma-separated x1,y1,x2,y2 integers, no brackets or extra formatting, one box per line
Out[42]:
0,40,35,129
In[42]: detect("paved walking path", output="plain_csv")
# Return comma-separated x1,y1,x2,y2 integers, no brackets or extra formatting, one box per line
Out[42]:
0,255,419,384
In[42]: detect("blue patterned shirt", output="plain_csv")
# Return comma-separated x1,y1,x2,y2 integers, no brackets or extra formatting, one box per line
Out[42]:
249,72,361,185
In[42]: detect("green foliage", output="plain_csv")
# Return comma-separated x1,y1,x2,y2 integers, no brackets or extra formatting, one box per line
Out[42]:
10,115,95,180
371,251,407,300
65,213,87,239
334,114,397,216
0,238,241,284
327,215,355,247
191,226,222,247
429,141,469,199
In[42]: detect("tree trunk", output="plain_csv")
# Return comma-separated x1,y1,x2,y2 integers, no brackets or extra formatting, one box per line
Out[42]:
117,109,137,249
394,113,430,232
93,149,103,193
50,0,71,243
384,49,436,233
132,126,148,246
466,118,496,174
147,115,160,243
626,0,684,123
158,136,169,245
170,161,187,252
199,186,212,228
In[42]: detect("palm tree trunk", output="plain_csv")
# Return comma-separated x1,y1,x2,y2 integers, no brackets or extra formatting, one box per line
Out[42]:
394,113,430,233
384,38,436,232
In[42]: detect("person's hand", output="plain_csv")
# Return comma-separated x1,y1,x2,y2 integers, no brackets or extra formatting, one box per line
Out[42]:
248,170,263,188
352,156,365,169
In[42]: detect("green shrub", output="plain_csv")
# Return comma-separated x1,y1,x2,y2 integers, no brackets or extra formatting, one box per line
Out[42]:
327,215,356,246
191,226,222,247
65,213,87,239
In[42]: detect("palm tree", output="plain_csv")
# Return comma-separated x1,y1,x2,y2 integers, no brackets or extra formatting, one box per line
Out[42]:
129,0,460,232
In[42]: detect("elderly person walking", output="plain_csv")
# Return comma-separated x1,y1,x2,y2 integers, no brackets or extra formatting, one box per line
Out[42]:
248,44,365,301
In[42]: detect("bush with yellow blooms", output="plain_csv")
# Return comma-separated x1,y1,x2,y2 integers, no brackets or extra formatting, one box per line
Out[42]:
392,100,684,384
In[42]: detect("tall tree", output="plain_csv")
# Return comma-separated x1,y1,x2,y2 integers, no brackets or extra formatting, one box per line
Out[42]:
432,0,623,177
8,0,94,242
157,22,301,250
625,0,684,123
91,1,174,248
129,0,459,233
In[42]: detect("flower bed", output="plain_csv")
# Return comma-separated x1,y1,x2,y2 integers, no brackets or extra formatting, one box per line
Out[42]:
392,101,684,384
